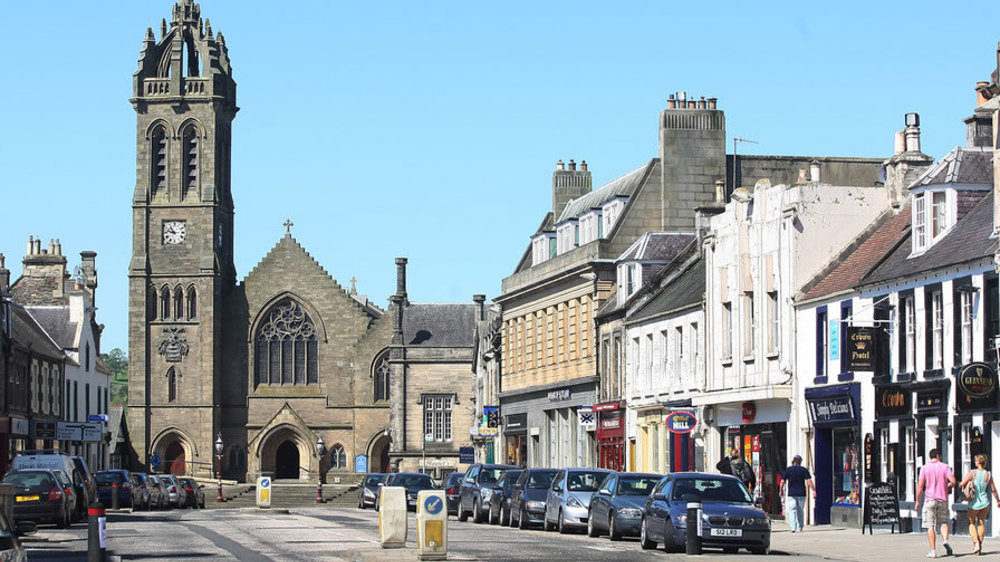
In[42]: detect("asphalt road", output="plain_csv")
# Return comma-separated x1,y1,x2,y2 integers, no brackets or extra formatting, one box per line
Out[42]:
21,506,801,561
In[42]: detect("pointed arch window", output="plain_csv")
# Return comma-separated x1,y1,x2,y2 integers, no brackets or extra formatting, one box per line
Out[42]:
182,126,198,199
373,349,390,402
254,299,318,387
151,126,167,197
160,286,171,320
167,367,177,402
330,445,347,470
148,286,158,321
186,286,197,320
173,286,184,320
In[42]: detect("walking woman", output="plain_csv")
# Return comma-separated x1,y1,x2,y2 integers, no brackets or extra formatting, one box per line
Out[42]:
959,454,1000,555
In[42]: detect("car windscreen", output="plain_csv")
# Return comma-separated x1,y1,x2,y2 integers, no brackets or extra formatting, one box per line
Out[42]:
394,475,433,488
95,472,126,484
366,475,385,486
478,469,505,485
179,479,195,487
502,471,523,486
566,471,608,492
671,478,752,503
4,472,56,490
526,471,557,490
617,476,660,496
53,471,73,488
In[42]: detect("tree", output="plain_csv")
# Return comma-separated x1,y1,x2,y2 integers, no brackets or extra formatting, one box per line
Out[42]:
103,348,129,406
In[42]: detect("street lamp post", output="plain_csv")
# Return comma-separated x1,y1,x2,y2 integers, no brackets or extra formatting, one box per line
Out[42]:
215,433,223,503
315,436,326,504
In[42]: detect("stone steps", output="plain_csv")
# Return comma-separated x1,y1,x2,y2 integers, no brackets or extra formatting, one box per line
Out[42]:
206,483,359,509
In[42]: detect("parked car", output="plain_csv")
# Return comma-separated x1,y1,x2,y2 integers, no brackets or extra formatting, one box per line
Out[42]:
157,474,187,508
95,470,134,509
9,453,91,521
487,469,523,525
130,473,151,511
51,470,78,519
508,469,558,529
178,478,205,508
3,469,72,528
587,472,660,540
639,472,770,554
375,473,435,511
145,475,167,510
0,507,35,562
457,463,519,523
357,473,385,509
440,472,463,516
543,468,613,533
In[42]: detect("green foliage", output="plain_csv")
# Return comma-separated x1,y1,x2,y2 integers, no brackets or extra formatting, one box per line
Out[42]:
103,348,129,406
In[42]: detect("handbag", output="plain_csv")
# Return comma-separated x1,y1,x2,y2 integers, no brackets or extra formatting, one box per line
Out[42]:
963,472,977,502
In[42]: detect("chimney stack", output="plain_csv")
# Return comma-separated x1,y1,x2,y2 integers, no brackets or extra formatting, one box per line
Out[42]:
80,251,98,306
904,112,921,153
0,254,9,293
390,295,404,345
552,156,593,219
473,294,486,321
809,160,822,183
395,257,408,302
883,113,934,207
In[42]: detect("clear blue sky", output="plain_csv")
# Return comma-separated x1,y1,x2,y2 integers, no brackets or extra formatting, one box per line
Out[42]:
1,1,998,353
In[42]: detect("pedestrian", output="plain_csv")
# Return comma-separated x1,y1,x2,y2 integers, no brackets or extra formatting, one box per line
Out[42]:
915,448,956,558
716,447,735,475
730,449,756,493
781,455,815,533
957,454,1000,555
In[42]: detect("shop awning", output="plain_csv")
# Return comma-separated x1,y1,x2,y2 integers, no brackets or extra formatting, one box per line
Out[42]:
691,384,792,406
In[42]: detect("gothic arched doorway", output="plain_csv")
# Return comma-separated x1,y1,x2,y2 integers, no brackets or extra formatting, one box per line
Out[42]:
369,433,391,473
275,440,299,479
165,441,186,476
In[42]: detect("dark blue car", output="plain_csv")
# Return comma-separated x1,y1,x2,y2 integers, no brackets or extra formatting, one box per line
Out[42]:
94,470,134,509
639,472,770,554
508,469,558,529
587,472,661,540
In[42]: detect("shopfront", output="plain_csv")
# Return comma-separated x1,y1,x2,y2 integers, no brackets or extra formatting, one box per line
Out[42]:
805,383,861,527
953,362,997,477
595,401,624,471
716,399,788,516
873,384,916,501
504,413,528,466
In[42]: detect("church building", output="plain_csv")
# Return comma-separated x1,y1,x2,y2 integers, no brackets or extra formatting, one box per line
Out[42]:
127,1,478,482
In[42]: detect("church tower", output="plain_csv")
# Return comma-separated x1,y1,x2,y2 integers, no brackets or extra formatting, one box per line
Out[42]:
127,0,237,475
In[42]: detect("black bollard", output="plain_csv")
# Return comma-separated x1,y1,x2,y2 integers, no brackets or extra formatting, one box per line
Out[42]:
111,482,119,510
686,501,703,555
88,499,107,562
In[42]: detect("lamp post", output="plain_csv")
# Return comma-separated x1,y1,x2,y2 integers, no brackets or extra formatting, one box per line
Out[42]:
315,435,326,504
215,433,223,503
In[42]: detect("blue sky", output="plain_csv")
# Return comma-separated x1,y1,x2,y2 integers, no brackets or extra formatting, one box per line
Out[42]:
1,1,998,353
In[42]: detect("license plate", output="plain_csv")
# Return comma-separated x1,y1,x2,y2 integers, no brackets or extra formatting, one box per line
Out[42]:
710,528,742,537
15,495,39,503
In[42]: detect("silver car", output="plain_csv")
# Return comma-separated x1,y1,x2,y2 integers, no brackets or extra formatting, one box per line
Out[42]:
543,468,612,534
157,474,187,508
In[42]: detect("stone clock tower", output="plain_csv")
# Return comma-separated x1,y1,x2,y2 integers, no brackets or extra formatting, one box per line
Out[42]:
127,0,237,474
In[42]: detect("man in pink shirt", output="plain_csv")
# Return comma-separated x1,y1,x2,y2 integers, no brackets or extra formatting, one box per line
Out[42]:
915,448,956,558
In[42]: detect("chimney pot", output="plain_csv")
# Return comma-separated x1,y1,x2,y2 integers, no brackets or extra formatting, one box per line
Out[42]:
667,94,676,109
707,97,718,110
687,100,697,109
473,294,486,321
556,159,564,171
395,257,408,301
714,179,726,203
697,96,706,109
569,159,576,171
809,160,822,182
904,113,922,153
893,131,905,156
580,160,588,172
678,91,687,105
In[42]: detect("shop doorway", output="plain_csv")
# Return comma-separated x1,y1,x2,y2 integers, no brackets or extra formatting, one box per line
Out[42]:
724,424,786,517
275,440,299,479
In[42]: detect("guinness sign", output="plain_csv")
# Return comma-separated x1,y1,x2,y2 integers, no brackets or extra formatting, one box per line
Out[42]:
874,386,911,419
957,362,998,412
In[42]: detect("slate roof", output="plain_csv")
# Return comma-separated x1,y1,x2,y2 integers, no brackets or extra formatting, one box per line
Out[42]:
556,161,652,223
909,146,993,189
629,257,705,323
861,191,996,287
108,406,126,445
619,232,695,262
24,306,78,349
403,303,477,347
11,304,65,360
798,208,911,302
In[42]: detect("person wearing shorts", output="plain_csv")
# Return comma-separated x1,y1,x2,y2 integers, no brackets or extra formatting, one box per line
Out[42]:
915,448,956,558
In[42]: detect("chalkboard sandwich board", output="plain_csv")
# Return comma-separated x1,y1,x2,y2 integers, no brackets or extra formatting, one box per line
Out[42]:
863,482,900,534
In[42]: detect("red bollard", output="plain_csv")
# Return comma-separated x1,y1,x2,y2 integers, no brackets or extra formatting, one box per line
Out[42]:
88,500,107,562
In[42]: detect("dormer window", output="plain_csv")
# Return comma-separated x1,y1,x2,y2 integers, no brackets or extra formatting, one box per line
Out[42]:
911,189,952,254
602,197,627,236
556,220,579,255
531,232,556,266
579,209,603,246
617,262,639,304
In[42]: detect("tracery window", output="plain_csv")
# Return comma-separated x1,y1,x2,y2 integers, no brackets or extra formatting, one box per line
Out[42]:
373,349,390,402
330,445,347,470
160,286,171,320
167,367,177,402
173,286,184,320
254,299,318,386
186,286,197,319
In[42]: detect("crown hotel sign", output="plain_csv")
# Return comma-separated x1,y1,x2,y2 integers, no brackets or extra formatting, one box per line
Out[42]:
957,362,998,412
845,327,876,371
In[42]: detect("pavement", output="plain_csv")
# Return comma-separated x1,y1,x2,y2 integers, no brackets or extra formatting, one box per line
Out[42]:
20,506,999,561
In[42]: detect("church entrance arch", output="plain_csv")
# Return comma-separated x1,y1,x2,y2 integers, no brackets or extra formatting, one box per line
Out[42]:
368,433,391,473
165,441,186,476
275,440,299,479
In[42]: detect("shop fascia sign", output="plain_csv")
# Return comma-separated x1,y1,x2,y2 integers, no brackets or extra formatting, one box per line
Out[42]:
578,406,596,431
547,389,572,402
664,411,697,434
808,395,855,424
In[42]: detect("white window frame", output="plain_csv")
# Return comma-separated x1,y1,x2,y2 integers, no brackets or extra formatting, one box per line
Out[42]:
767,291,779,354
904,297,916,372
931,191,948,239
912,194,927,252
722,302,733,361
423,395,453,443
961,291,973,365
675,326,684,376
744,293,756,357
932,291,943,369
961,422,972,476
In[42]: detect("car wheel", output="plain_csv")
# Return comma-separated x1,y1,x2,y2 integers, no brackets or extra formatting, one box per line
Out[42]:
501,505,510,527
517,506,529,529
474,499,486,524
489,503,498,525
457,501,469,522
663,519,684,553
57,508,70,529
543,512,555,532
557,509,570,534
639,518,657,550
608,513,622,541
587,510,600,537
750,546,769,555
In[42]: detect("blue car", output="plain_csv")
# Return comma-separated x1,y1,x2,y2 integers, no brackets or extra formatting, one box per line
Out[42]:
509,469,558,529
639,472,770,555
94,470,135,509
587,472,661,540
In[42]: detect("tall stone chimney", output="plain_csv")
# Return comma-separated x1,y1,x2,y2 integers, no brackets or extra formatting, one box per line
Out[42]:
80,251,98,306
660,91,726,231
883,113,933,207
0,254,9,294
552,159,592,220
473,294,486,321
21,236,69,301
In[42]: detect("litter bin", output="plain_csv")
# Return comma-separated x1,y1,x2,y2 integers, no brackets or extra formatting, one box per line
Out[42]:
416,490,448,560
378,486,407,548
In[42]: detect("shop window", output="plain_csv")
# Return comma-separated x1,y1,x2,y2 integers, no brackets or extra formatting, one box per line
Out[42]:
833,429,860,506
876,427,888,483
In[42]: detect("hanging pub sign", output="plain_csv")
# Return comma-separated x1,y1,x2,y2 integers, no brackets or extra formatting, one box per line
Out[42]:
956,362,998,411
916,390,946,413
846,327,876,371
874,386,911,418
665,411,697,434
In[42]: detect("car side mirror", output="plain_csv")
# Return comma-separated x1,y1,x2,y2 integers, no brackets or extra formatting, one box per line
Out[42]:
652,493,666,501
754,497,765,507
15,520,37,536
552,486,562,493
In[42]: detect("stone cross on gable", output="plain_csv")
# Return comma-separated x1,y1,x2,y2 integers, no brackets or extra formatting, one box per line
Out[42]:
283,219,294,235
350,277,357,295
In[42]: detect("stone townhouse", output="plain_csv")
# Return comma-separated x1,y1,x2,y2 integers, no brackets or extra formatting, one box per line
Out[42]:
128,1,479,482
471,298,504,464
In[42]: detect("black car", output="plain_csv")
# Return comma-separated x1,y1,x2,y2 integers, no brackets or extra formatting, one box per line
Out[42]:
440,473,463,516
357,473,385,509
639,472,770,554
178,478,205,508
3,469,72,528
375,473,435,512
457,463,518,523
487,469,523,525
509,469,558,529
587,472,660,540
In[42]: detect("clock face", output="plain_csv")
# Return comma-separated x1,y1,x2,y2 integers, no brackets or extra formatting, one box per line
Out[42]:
163,221,186,244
